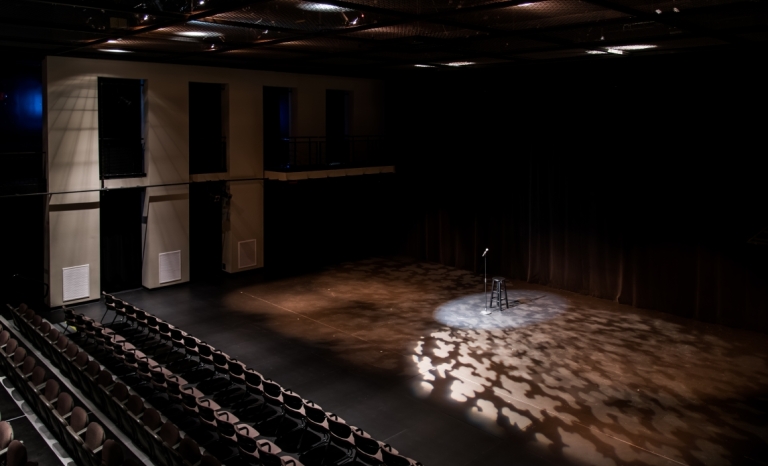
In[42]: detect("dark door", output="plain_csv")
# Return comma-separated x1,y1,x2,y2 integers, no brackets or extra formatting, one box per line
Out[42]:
263,87,292,169
100,188,143,293
326,89,350,165
189,82,226,174
190,181,224,281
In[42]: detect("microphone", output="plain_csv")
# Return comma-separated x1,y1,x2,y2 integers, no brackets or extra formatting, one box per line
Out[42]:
482,248,488,257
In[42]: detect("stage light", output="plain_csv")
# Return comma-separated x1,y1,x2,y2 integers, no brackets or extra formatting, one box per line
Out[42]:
415,64,435,68
298,3,353,12
586,50,607,54
100,49,132,53
606,48,624,55
517,3,535,6
445,61,475,67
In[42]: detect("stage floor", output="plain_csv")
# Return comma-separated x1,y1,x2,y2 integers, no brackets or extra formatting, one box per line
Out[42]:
72,257,768,466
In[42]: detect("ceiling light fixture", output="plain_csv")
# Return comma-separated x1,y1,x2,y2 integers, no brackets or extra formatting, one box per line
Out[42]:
517,3,535,6
298,3,353,12
100,49,132,53
586,50,607,54
177,31,221,38
415,64,435,68
605,48,624,55
610,44,657,51
444,61,475,67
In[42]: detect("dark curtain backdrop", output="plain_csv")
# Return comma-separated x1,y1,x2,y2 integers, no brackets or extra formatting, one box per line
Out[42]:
387,50,768,332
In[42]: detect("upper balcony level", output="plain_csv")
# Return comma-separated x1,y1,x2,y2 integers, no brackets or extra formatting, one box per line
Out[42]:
264,136,394,181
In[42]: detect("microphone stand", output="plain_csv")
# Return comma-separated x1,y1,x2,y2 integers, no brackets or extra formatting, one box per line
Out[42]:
482,248,491,315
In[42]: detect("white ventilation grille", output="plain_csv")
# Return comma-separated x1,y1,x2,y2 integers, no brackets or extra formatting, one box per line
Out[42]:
62,264,89,302
238,240,257,269
159,250,182,284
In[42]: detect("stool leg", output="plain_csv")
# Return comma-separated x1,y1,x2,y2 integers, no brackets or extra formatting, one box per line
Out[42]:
503,282,509,309
489,284,495,308
496,284,502,309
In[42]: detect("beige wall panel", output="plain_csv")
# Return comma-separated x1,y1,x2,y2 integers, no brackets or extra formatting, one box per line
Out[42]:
48,193,100,307
143,185,190,288
46,56,383,299
224,181,264,272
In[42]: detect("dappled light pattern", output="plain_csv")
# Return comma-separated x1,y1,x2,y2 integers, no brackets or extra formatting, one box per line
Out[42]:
434,291,567,329
213,257,768,465
413,304,768,465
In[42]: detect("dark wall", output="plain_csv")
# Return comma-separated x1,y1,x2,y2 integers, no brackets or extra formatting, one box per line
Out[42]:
264,175,398,277
0,61,45,308
386,50,768,332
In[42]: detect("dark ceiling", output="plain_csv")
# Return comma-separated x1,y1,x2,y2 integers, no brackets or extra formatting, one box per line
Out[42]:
2,0,767,75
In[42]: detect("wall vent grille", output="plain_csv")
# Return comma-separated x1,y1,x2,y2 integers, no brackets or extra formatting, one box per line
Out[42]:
63,264,89,302
238,240,257,269
159,250,182,283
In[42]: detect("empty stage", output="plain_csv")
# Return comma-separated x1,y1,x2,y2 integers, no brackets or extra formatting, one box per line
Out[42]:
73,258,768,466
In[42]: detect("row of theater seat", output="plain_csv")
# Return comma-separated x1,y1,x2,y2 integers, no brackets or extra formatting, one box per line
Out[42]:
11,297,422,466
0,319,127,466
96,294,421,466
92,293,420,466
14,304,224,466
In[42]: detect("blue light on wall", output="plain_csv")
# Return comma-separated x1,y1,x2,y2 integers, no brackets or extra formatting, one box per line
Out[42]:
13,79,43,131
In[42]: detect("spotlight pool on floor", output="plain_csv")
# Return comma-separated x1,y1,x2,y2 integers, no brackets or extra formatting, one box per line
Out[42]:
433,290,569,329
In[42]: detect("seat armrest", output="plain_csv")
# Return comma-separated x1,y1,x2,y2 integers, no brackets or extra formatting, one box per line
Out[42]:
90,445,103,455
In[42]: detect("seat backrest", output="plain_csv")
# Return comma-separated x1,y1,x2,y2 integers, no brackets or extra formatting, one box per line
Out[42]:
84,422,105,452
101,439,124,466
244,369,264,391
158,421,179,446
56,335,70,351
43,379,60,401
97,370,114,388
305,404,327,426
228,359,246,382
39,321,51,335
0,330,9,346
47,327,60,342
142,408,162,431
197,343,213,362
327,416,352,440
0,421,13,449
31,315,42,328
171,328,184,341
178,437,202,464
111,382,129,403
74,350,89,367
352,429,380,456
6,440,27,466
85,360,101,377
197,398,220,422
263,379,283,400
29,366,45,387
212,350,228,366
5,339,18,355
20,356,36,375
70,406,89,431
126,394,144,416
56,392,74,416
12,347,26,365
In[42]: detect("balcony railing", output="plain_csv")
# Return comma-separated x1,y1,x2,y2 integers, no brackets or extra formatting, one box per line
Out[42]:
265,136,390,171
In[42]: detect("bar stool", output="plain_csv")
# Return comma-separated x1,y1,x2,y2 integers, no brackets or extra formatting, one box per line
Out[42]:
490,277,509,310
